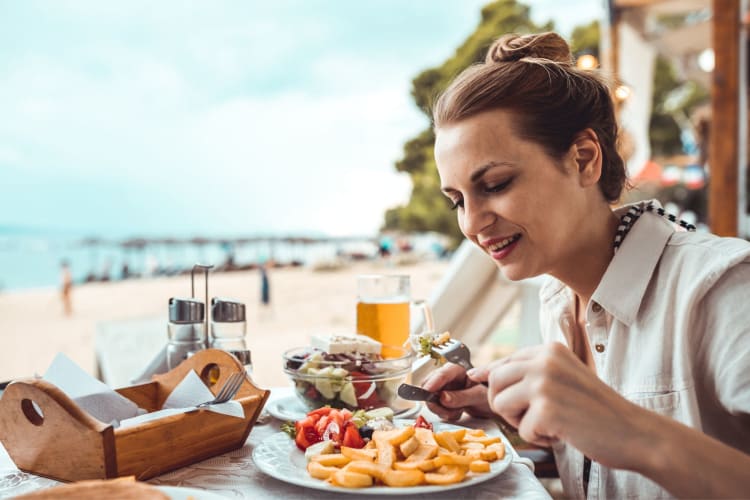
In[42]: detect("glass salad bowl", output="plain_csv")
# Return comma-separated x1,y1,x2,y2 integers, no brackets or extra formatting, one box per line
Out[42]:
282,345,415,412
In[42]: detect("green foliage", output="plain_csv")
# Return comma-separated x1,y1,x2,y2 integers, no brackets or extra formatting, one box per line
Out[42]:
384,0,711,243
383,0,552,246
569,20,599,58
649,55,710,156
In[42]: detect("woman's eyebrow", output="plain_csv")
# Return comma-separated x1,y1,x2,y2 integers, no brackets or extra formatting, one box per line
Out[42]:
442,161,515,193
469,161,514,183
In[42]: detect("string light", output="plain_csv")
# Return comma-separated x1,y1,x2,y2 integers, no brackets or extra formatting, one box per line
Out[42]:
698,48,714,72
576,54,599,70
614,84,632,102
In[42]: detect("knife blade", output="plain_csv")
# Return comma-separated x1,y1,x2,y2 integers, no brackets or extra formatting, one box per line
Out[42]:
397,383,441,404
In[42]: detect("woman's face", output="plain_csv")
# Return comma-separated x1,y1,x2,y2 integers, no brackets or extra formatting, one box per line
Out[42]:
435,109,591,281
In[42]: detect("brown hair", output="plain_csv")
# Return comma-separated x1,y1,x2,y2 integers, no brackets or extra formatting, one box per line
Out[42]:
433,32,626,203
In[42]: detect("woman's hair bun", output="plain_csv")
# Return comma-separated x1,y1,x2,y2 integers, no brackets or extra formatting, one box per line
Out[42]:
486,32,573,65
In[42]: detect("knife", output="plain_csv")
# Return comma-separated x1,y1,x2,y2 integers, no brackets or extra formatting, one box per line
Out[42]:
397,383,441,404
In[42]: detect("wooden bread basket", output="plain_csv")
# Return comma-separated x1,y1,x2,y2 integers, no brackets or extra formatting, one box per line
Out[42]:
0,349,270,482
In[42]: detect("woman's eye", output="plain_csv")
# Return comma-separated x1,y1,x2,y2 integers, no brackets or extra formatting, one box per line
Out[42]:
449,198,463,211
485,178,513,193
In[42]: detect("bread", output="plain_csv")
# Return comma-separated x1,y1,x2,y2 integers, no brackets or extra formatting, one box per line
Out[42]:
14,476,170,499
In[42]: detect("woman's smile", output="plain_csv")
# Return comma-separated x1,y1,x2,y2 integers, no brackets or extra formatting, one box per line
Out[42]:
482,233,522,260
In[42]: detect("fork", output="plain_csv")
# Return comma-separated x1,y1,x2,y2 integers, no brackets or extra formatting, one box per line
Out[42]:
196,372,245,407
432,338,526,436
432,339,475,371
432,339,488,387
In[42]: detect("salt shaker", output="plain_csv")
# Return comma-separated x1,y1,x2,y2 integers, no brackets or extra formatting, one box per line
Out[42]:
210,297,252,374
167,297,206,370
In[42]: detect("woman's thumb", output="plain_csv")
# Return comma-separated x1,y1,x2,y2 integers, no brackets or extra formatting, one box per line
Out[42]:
439,384,487,409
466,366,489,382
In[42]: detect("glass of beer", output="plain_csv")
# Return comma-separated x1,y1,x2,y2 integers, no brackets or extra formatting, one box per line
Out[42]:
356,275,431,357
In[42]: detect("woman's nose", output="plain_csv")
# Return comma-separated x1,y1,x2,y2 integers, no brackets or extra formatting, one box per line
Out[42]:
460,199,494,237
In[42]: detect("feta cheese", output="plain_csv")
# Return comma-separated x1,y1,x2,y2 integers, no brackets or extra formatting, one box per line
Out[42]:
310,334,381,355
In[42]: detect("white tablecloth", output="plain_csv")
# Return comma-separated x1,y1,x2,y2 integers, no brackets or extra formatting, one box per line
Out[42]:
0,388,551,499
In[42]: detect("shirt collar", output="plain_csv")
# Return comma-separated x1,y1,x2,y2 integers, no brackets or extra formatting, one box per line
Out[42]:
591,200,675,326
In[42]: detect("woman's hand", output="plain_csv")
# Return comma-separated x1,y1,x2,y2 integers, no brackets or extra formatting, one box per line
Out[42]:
469,342,647,470
421,363,494,421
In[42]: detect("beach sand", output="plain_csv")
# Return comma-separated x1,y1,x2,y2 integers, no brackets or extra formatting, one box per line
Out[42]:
0,259,450,389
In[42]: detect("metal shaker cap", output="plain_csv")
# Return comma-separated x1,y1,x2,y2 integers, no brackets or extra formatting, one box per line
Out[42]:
169,297,205,323
228,349,252,366
211,297,246,322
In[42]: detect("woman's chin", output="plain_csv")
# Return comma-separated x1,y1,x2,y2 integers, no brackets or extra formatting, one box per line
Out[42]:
496,263,532,282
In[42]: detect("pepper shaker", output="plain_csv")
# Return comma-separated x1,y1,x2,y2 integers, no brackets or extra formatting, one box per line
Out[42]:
166,297,206,370
211,297,252,374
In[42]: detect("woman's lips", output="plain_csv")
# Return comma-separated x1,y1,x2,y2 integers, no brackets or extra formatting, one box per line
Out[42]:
484,234,521,261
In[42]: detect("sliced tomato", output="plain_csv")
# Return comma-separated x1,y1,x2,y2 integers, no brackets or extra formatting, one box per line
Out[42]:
350,371,384,410
341,421,365,449
413,415,433,430
307,406,333,418
330,410,346,436
294,422,322,451
295,415,317,432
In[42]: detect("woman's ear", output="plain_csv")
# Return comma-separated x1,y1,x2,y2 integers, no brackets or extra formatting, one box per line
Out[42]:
571,128,602,187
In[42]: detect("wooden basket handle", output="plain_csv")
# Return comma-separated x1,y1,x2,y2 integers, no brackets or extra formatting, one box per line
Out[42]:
0,378,110,433
0,378,116,480
150,348,265,404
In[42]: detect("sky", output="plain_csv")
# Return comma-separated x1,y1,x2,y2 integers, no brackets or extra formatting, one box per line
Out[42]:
0,0,601,238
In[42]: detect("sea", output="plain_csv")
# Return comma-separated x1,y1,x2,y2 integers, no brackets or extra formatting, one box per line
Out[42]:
0,226,447,292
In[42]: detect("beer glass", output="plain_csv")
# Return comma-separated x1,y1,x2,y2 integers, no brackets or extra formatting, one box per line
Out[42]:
356,275,432,357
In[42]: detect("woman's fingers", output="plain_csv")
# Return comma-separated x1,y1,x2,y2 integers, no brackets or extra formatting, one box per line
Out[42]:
487,357,534,394
422,364,490,420
516,397,561,448
440,383,489,410
422,363,467,392
425,401,464,421
468,344,547,382
427,403,464,420
488,379,529,428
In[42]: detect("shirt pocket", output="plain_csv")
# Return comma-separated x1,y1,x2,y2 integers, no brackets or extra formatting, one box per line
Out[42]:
625,388,697,428
628,391,680,412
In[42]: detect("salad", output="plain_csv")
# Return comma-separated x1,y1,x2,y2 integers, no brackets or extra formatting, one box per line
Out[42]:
283,335,413,411
281,405,432,452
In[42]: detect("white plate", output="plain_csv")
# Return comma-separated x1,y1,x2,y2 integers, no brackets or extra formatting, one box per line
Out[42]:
265,395,420,422
252,419,512,495
156,485,228,499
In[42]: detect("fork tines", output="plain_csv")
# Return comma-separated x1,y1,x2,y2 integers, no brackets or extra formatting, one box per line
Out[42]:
200,372,245,407
433,338,459,351
218,372,245,401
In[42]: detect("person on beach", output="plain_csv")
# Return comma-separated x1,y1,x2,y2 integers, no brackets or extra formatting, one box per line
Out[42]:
260,261,271,306
60,260,73,316
423,31,750,498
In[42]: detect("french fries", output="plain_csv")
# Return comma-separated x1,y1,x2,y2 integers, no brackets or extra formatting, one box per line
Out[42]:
305,424,506,488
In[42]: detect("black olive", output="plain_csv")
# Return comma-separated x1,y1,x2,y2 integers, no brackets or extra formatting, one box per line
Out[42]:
286,354,307,370
358,425,374,440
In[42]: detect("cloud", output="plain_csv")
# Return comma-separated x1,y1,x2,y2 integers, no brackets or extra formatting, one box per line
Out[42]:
0,0,598,237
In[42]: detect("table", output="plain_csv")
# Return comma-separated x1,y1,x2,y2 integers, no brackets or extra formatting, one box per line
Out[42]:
0,388,551,499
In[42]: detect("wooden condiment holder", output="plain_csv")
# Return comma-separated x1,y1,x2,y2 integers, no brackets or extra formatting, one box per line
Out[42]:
0,349,270,482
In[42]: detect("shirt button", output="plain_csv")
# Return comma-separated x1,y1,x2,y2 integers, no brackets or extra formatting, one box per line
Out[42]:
595,343,605,353
592,302,602,313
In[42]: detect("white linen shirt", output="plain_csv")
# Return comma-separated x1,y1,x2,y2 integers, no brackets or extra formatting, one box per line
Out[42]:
539,201,750,499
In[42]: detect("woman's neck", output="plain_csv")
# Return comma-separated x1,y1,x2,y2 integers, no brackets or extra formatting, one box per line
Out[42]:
550,206,620,306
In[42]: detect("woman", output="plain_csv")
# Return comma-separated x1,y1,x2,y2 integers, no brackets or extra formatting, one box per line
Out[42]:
424,31,750,498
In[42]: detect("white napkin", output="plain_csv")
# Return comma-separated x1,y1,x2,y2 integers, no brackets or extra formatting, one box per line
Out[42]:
163,369,245,419
119,370,245,428
43,353,146,427
130,345,169,384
